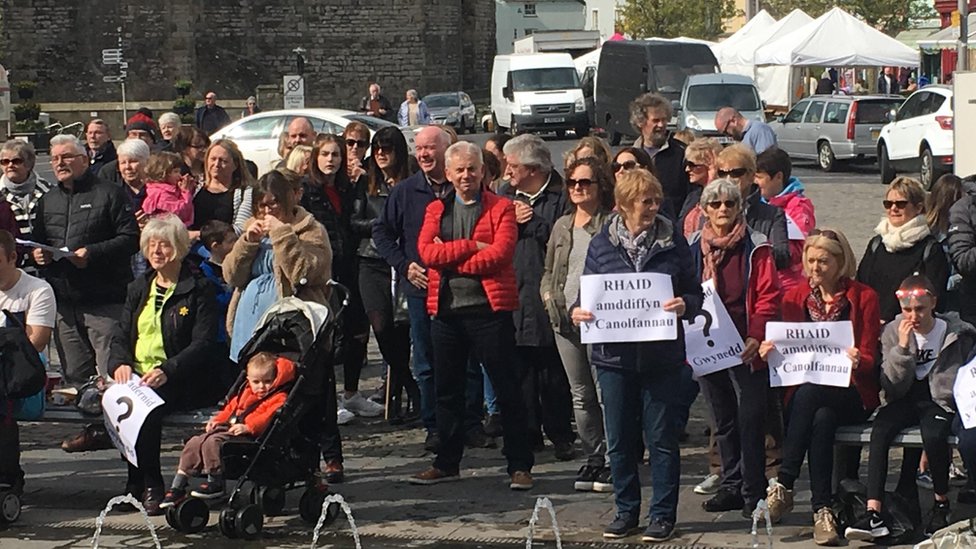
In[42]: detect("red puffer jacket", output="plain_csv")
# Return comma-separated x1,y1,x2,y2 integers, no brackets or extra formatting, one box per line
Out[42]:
418,191,519,316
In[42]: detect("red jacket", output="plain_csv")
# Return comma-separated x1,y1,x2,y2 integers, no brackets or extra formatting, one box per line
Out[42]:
418,191,519,316
768,185,816,292
212,357,296,437
780,279,881,411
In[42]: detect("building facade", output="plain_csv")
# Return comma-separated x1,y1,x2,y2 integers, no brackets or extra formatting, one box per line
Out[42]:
496,0,586,54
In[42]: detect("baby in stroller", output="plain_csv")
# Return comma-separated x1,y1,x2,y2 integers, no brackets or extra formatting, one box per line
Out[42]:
161,351,296,507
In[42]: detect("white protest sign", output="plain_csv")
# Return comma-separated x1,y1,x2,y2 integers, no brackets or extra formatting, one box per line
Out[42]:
785,214,805,241
954,355,976,428
102,375,165,466
579,272,676,344
684,279,746,377
765,321,855,388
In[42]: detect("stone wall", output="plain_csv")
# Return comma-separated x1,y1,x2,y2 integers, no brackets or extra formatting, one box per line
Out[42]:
1,0,496,110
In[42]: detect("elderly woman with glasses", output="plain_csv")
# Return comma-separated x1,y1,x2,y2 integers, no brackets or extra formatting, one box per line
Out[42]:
688,178,780,519
857,176,949,322
758,227,880,545
0,140,49,245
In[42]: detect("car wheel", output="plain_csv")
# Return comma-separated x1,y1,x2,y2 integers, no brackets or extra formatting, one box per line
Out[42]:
920,146,937,190
555,130,566,139
510,117,519,136
879,143,895,185
817,141,836,172
457,117,466,135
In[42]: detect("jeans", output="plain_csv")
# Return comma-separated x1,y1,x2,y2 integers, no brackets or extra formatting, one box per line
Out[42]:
483,367,499,415
465,357,485,431
430,312,533,474
515,344,575,446
953,415,976,480
778,384,868,511
698,363,768,505
407,295,437,432
597,366,682,522
554,331,606,467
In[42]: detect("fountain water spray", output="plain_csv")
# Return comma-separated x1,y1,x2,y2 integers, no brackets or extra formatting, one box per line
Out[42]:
525,496,562,549
310,493,361,549
91,493,162,549
750,498,773,549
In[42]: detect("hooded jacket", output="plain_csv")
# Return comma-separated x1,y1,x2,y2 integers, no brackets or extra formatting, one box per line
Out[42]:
211,356,296,437
142,181,194,227
880,312,976,413
766,177,816,291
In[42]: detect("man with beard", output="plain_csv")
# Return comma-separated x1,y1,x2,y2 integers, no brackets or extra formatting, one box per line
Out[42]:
714,107,778,155
629,93,689,216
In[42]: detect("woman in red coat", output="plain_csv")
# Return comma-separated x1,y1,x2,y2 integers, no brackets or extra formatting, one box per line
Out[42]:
758,227,881,546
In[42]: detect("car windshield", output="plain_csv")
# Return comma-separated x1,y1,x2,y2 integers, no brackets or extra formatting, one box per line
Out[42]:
653,64,716,97
685,84,761,111
344,114,396,130
855,100,904,124
424,94,459,108
510,68,580,92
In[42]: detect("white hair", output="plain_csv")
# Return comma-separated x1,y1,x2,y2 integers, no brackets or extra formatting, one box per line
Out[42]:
158,112,181,127
406,89,418,100
503,133,552,173
445,141,483,168
49,135,86,155
117,138,151,162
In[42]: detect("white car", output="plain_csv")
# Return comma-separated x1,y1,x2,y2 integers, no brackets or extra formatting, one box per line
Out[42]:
210,108,415,176
877,86,953,188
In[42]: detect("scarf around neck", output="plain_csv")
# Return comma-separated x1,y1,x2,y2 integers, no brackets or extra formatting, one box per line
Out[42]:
805,278,851,322
874,214,930,252
700,216,748,281
1,170,37,198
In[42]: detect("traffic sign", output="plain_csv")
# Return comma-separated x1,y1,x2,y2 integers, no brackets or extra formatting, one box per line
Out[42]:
283,75,305,109
102,48,123,65
103,75,124,83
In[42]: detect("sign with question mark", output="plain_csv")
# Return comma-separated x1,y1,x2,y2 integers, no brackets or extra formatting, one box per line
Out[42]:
683,279,746,378
101,375,165,466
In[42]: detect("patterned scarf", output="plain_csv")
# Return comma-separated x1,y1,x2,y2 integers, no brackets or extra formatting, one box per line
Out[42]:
700,216,747,281
613,215,651,270
805,278,851,322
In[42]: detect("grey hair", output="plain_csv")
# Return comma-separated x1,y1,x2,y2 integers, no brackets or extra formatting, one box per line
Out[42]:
406,89,418,100
699,177,743,210
140,214,190,262
158,112,181,127
629,93,673,133
502,133,552,173
1,139,36,169
116,138,151,162
445,141,483,168
246,95,257,103
49,134,85,155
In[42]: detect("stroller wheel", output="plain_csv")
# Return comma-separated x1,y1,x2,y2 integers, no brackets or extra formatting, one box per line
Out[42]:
298,487,325,524
235,504,263,540
218,507,238,539
231,480,258,509
177,497,209,533
0,491,21,523
165,505,181,530
258,485,286,516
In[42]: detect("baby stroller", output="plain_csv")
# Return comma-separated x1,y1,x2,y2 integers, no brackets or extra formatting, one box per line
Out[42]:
166,282,348,539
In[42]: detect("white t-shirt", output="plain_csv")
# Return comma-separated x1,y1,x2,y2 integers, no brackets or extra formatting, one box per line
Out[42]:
0,270,56,329
913,318,948,380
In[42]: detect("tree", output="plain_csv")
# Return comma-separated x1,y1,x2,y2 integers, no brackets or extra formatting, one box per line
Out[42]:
619,0,739,41
761,0,936,36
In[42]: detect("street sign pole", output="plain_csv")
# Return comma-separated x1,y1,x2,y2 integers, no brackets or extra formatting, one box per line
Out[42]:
117,28,127,121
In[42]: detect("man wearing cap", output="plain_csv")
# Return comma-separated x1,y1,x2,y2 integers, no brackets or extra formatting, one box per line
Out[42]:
194,92,232,135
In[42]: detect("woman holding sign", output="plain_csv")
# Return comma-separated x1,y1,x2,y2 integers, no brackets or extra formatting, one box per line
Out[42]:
687,178,781,519
571,168,703,542
758,227,880,545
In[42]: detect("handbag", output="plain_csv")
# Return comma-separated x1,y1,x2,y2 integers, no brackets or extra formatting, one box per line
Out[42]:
11,389,44,420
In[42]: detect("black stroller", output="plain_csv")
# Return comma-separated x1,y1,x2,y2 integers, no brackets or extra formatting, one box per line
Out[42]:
166,283,348,539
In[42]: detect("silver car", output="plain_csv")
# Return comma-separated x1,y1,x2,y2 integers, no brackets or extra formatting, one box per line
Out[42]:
773,94,904,172
423,92,477,134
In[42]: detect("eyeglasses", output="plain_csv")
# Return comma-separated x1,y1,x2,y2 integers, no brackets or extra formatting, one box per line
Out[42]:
611,160,637,172
882,199,911,210
374,144,394,154
0,158,25,167
566,178,594,188
809,228,840,241
50,153,83,164
717,168,748,178
685,161,705,170
706,200,738,210
346,139,368,149
205,95,216,100
895,287,933,299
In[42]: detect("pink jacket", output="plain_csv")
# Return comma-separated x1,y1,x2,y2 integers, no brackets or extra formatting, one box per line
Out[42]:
142,181,194,227
767,178,815,291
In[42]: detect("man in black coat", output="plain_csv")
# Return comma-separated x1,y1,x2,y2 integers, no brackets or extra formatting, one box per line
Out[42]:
84,119,116,176
358,83,396,123
194,91,232,135
630,93,689,216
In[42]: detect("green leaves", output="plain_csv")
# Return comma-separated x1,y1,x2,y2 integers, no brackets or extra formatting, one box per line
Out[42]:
619,0,739,41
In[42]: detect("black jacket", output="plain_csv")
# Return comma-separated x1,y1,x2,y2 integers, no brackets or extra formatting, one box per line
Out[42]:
86,141,117,176
950,195,976,323
194,105,232,134
635,134,690,215
300,176,357,263
358,94,396,123
859,232,949,322
350,178,390,259
32,171,140,304
109,264,221,405
744,186,790,270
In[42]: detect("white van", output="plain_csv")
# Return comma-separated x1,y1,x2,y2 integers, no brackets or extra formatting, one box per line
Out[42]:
491,53,588,137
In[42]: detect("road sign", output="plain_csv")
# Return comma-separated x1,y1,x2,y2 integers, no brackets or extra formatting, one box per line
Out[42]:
102,48,122,65
283,75,305,109
103,75,124,83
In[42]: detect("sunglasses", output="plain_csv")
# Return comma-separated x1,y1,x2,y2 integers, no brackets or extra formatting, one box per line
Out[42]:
685,161,705,170
345,139,369,148
809,228,840,241
882,199,911,210
0,158,24,167
611,160,637,172
566,178,594,188
717,168,748,178
374,144,394,154
895,287,934,299
706,200,738,210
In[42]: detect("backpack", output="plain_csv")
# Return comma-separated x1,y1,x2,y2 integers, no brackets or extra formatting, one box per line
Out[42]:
0,310,46,399
868,235,938,268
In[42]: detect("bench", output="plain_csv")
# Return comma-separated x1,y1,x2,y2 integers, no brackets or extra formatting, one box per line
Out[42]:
834,424,959,448
32,404,216,426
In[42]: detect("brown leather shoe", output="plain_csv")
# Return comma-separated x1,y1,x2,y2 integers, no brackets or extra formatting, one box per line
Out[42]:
323,459,345,484
407,467,460,485
61,424,114,453
510,470,533,490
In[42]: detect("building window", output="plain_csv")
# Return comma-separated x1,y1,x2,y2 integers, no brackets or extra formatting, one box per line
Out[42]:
591,9,599,30
525,28,536,35
524,3,537,17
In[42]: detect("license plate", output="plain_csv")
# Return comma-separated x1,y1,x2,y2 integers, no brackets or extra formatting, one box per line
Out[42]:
871,130,880,139
544,117,565,124
717,136,734,144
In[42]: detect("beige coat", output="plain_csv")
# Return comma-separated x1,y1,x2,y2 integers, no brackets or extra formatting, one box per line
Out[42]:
223,206,333,338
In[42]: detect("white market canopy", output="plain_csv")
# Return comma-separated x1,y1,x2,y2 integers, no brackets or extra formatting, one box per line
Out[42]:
723,9,813,68
713,9,777,66
755,7,919,67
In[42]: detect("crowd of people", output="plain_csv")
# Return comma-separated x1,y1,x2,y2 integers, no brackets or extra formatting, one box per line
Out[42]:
2,87,976,546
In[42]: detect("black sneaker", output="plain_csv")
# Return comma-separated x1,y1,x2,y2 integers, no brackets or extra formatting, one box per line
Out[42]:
424,431,441,453
574,464,600,491
925,500,951,536
844,509,889,541
592,467,613,493
642,517,675,542
483,413,503,437
703,487,744,512
159,488,187,510
603,514,639,539
553,441,577,462
190,481,225,500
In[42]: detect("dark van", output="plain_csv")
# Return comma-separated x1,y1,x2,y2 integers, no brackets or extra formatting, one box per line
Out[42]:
595,40,719,144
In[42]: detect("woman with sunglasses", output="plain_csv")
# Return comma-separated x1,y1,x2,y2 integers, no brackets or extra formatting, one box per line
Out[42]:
758,228,880,545
679,138,722,238
343,121,371,181
611,147,653,180
688,178,780,520
541,157,615,493
857,176,949,322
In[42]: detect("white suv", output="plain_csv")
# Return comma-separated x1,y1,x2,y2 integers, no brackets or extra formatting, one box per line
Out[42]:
877,85,953,189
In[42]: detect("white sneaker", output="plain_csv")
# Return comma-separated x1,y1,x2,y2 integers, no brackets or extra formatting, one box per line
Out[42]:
342,392,385,417
694,473,721,495
337,407,355,425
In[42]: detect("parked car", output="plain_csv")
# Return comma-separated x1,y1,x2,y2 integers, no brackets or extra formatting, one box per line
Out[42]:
877,85,954,188
210,108,415,176
675,73,764,144
773,94,904,172
423,92,477,134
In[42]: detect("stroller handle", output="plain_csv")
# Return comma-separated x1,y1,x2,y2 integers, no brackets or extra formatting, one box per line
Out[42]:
326,279,350,318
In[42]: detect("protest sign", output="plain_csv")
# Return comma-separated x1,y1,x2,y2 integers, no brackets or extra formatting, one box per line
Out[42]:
102,375,165,466
579,272,675,344
765,321,855,388
954,355,976,428
684,279,746,377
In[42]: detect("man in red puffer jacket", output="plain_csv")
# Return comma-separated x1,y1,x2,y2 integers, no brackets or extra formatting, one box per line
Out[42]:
756,147,816,291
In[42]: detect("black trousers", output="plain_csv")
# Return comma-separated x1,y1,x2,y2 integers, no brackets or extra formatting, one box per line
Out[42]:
334,259,369,393
866,381,954,500
126,385,179,493
514,344,575,446
0,411,20,490
430,312,533,474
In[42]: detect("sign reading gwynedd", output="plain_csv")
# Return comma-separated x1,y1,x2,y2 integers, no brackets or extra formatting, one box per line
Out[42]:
684,279,746,377
579,272,676,344
765,321,855,388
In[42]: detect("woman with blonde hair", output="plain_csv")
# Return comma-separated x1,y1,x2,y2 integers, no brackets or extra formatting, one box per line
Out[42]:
680,137,722,235
193,139,256,235
284,144,313,176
